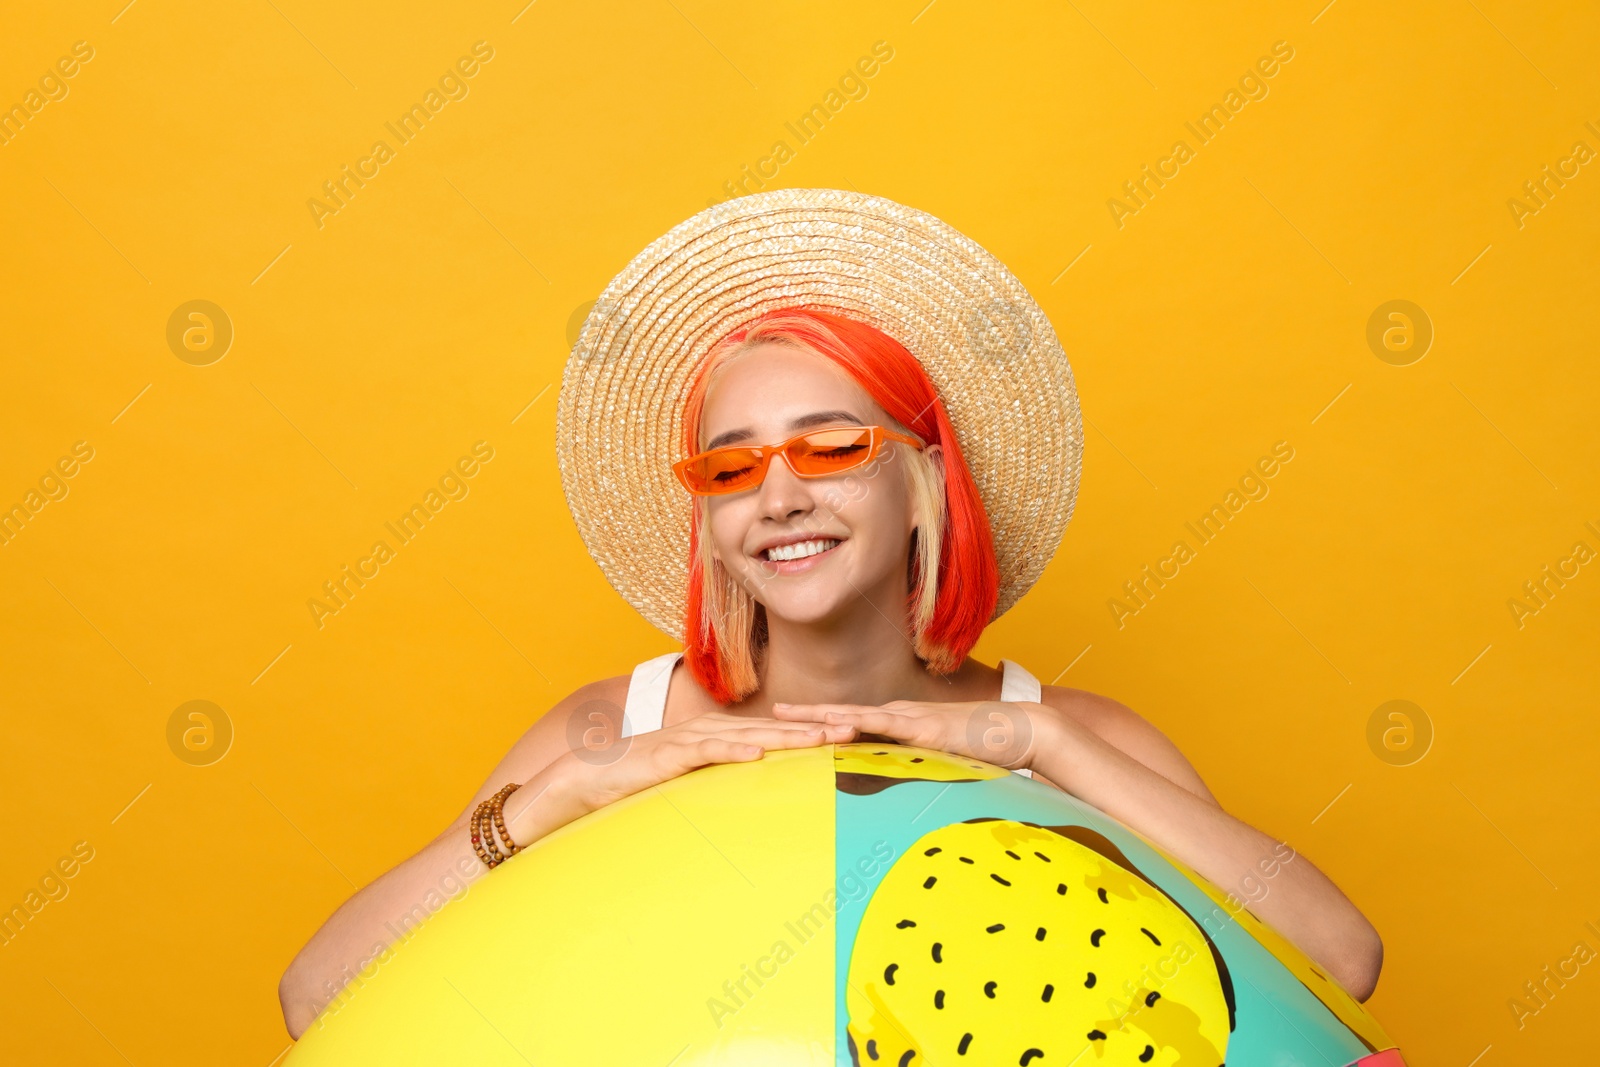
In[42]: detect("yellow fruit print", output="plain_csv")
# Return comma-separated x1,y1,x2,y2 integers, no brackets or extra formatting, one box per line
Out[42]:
847,819,1234,1066
834,743,1008,795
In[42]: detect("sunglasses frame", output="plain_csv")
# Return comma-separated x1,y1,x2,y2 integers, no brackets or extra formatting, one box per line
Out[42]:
673,424,925,497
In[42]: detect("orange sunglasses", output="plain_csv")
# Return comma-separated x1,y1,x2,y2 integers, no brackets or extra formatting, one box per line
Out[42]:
673,425,925,496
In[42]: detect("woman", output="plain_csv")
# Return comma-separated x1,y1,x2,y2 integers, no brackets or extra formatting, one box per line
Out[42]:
278,190,1382,1039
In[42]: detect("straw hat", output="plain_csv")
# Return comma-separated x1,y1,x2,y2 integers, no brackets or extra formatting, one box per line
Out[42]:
556,188,1082,640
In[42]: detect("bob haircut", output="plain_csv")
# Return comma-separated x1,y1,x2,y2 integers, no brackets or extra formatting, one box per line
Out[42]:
680,307,1000,704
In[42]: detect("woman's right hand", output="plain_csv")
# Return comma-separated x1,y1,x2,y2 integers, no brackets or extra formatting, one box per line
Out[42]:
504,712,856,844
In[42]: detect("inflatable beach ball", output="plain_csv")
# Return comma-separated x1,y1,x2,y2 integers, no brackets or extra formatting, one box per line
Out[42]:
285,744,1408,1066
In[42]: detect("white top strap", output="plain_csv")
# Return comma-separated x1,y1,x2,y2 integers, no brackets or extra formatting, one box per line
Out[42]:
620,652,682,739
998,659,1041,778
618,654,1044,780
998,658,1042,702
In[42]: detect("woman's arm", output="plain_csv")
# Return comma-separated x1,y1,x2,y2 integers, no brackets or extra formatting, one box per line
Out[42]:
1029,692,1384,1001
775,691,1384,1002
277,679,850,1039
274,680,624,1039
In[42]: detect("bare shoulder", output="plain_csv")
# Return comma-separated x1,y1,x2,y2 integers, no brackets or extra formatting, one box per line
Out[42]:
1040,684,1220,806
438,675,633,834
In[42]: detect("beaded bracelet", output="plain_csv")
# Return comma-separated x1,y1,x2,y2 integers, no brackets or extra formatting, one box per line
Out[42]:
475,799,502,866
470,783,521,869
490,787,518,856
472,786,512,867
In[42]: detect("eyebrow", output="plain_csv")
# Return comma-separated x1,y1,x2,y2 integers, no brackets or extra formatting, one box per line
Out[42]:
704,410,865,451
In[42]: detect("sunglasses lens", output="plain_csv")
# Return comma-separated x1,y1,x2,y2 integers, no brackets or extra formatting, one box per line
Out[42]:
789,427,875,475
683,450,764,493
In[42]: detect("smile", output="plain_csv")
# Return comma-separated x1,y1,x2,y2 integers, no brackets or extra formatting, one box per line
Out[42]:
762,538,841,562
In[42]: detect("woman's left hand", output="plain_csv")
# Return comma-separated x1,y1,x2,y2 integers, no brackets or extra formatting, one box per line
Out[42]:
771,699,1065,773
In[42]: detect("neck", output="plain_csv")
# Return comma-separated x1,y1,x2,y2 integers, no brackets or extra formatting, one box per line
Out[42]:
745,578,960,709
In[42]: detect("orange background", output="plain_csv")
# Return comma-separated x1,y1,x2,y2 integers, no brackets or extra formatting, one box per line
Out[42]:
2,1,1597,1063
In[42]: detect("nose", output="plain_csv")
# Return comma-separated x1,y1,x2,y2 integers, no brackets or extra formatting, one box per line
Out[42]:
755,450,814,522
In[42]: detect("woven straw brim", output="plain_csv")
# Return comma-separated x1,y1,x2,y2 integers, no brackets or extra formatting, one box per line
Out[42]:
556,188,1082,640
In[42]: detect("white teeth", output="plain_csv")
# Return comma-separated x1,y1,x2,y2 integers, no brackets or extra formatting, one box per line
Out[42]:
764,538,840,562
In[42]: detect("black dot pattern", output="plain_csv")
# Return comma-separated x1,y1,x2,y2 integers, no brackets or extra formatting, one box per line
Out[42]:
846,818,1231,1067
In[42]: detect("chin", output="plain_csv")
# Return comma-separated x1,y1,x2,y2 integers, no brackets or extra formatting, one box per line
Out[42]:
757,595,855,628
751,583,865,628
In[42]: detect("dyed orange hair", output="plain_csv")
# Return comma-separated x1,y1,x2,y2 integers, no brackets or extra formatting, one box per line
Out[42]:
681,307,1000,704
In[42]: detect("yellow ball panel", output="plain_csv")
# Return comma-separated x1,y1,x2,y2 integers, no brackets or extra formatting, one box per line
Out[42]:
286,748,836,1066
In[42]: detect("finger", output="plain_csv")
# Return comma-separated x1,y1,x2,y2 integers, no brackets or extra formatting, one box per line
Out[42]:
768,703,830,722
809,707,953,751
713,723,858,747
649,726,854,775
685,713,851,734
662,728,847,776
683,737,766,767
772,703,884,722
813,708,918,737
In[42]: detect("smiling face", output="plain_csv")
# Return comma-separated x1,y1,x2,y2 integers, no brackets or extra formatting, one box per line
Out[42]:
696,343,935,629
